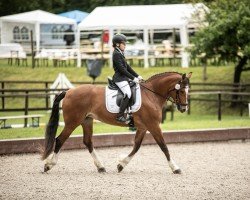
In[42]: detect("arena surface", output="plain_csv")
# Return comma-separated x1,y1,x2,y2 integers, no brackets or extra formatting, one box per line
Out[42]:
1,141,249,200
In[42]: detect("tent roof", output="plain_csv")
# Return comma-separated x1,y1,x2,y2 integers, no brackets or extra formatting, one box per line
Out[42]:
0,10,76,24
78,3,207,30
58,10,89,24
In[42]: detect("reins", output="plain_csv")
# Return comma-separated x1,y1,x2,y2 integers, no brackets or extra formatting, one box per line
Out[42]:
140,82,176,103
139,82,188,106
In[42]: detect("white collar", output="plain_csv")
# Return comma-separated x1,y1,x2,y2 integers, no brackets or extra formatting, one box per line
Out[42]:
115,47,124,56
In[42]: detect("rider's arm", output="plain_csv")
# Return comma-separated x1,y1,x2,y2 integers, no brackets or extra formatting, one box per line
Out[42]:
113,52,135,80
126,63,139,78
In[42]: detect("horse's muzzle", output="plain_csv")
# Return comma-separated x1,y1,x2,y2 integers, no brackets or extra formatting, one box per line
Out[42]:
177,104,188,113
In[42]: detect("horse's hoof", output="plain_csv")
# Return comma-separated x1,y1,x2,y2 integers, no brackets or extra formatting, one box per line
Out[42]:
173,169,182,174
117,164,124,173
44,165,51,172
98,167,106,173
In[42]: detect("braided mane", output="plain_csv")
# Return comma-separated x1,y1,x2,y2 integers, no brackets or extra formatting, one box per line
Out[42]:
145,71,182,83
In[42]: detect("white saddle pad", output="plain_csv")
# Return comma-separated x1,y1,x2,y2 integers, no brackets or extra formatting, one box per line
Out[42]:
105,85,142,113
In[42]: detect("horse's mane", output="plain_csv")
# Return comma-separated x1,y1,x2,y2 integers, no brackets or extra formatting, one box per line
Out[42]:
145,71,182,83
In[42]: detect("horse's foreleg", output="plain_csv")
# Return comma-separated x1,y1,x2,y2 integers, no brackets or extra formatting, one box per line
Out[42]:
82,117,106,173
117,129,146,172
44,126,75,172
149,125,181,174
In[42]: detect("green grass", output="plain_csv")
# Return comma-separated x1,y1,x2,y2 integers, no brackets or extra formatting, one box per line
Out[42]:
0,113,249,140
1,57,250,84
0,58,249,139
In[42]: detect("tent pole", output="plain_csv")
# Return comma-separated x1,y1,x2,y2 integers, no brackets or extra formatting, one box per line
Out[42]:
30,30,35,68
180,25,189,68
35,22,40,53
0,21,3,43
108,28,114,68
101,30,104,59
143,28,149,68
172,28,176,66
77,28,81,67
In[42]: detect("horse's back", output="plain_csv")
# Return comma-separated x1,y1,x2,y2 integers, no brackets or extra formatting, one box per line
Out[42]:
63,84,105,107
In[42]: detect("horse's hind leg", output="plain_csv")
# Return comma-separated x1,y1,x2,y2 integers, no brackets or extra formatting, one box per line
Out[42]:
44,125,76,172
117,128,147,172
148,124,181,174
82,117,106,173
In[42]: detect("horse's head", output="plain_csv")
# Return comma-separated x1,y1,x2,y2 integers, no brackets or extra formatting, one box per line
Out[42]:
170,72,192,113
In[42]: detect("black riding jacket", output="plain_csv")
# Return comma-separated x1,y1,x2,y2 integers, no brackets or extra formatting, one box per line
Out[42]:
112,47,138,82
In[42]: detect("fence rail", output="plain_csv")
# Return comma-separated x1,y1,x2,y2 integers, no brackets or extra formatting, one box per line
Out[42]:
0,80,250,121
188,91,250,120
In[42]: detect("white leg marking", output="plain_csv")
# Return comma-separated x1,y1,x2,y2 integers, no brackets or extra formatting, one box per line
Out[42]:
45,152,59,165
118,154,133,168
91,149,105,169
44,152,59,171
168,159,180,172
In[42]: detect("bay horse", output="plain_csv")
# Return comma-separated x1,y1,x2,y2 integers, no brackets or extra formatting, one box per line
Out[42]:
42,71,192,174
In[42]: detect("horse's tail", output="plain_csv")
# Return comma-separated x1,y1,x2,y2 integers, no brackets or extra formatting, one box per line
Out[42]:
42,91,66,160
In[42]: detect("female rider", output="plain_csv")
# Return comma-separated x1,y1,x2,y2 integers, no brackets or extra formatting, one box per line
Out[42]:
112,34,143,123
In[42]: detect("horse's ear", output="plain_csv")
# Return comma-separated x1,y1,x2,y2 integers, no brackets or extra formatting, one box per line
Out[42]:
182,73,186,80
187,72,192,79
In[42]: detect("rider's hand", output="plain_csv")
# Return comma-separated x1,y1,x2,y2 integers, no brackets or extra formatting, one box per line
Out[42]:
138,76,143,81
133,77,140,84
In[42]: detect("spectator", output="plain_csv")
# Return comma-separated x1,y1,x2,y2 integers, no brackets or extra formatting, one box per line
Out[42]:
63,25,75,47
102,30,109,44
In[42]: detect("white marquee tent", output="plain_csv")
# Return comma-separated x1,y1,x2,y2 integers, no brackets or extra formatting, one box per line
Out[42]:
0,10,77,52
78,3,208,68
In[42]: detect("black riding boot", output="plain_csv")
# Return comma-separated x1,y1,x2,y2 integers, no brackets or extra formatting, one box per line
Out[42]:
116,96,130,123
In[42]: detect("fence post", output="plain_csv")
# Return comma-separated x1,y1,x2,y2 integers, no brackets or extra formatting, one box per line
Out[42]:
188,95,191,115
218,92,221,121
240,95,243,116
30,30,35,68
1,82,4,109
45,82,49,109
24,91,29,127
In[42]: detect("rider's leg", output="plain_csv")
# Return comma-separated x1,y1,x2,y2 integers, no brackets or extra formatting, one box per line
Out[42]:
117,95,130,122
115,81,131,122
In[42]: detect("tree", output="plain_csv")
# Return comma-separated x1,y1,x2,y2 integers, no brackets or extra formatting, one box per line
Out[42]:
0,0,183,16
190,0,250,105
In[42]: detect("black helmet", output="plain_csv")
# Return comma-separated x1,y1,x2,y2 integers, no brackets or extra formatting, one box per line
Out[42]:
112,34,128,46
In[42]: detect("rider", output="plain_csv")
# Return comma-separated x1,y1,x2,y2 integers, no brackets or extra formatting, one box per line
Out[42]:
112,33,143,123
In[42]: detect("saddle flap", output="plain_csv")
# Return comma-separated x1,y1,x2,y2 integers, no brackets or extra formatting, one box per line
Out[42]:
105,85,142,114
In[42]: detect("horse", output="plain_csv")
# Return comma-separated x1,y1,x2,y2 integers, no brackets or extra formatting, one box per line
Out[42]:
42,71,192,174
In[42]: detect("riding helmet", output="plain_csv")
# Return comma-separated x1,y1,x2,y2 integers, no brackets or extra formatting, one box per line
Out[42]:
112,34,129,46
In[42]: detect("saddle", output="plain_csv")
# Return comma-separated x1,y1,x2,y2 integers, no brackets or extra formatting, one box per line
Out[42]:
107,77,137,107
105,78,141,121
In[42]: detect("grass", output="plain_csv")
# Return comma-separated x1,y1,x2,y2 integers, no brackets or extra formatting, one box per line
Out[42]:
1,58,250,84
0,112,249,140
0,58,249,139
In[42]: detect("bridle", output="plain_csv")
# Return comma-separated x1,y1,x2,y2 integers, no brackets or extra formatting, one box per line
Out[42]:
140,81,189,107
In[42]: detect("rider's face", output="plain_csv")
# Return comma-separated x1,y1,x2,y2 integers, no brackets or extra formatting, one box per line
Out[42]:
119,42,126,51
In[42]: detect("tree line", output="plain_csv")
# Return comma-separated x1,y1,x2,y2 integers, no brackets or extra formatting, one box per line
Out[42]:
0,0,183,16
1,0,249,93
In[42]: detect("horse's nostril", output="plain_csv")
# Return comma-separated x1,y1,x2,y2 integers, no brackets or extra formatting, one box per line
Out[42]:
180,108,186,113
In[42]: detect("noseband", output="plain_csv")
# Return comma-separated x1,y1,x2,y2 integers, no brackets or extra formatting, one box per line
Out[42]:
140,82,189,107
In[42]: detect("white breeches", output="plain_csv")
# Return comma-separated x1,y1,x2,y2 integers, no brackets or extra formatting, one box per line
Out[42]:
115,81,131,98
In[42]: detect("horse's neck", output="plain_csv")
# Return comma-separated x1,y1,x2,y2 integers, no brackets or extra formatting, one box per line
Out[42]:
148,74,180,97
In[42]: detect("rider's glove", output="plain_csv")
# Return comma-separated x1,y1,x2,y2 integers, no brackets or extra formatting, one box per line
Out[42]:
133,77,140,84
138,76,143,81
